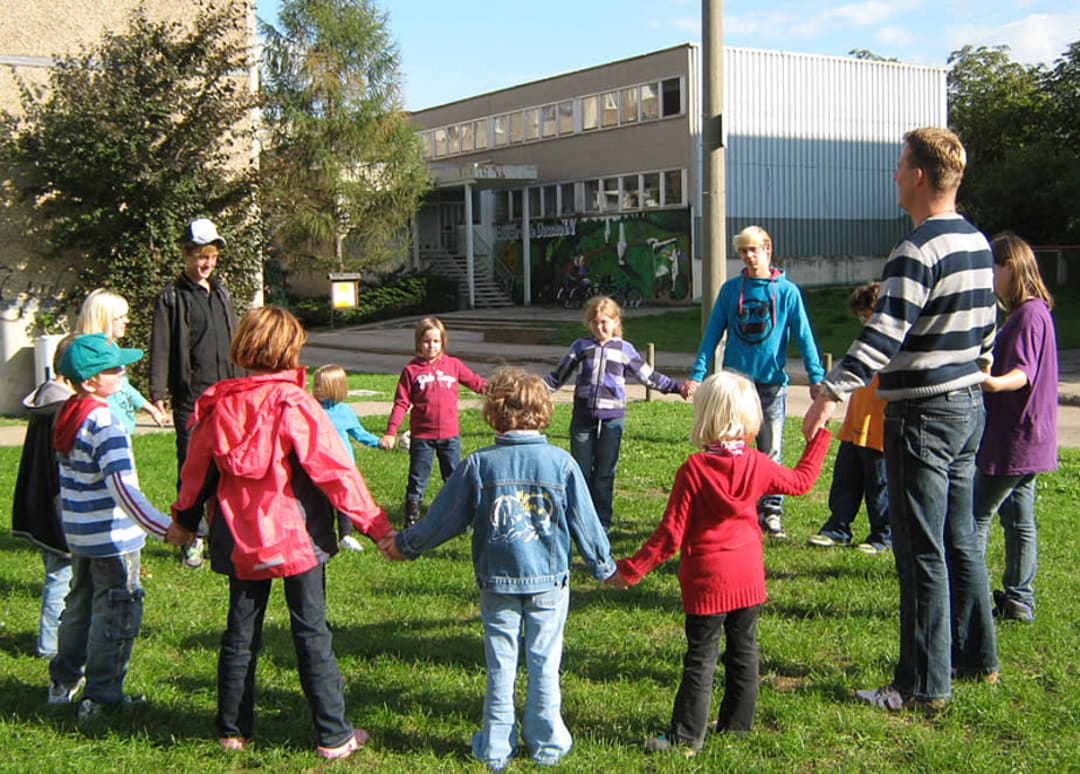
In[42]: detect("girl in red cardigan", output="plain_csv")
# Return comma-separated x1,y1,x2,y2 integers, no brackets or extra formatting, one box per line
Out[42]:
610,371,831,756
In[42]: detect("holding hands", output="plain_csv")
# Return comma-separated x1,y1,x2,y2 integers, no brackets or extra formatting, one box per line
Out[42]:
165,521,195,547
603,569,631,590
377,531,404,561
378,433,397,451
680,379,700,400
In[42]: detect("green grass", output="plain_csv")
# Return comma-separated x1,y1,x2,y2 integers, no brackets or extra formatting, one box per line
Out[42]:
549,282,1080,362
1,400,1078,771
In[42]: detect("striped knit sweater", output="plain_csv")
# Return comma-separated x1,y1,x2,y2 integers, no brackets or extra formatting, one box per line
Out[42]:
821,214,996,402
56,399,170,557
544,336,681,420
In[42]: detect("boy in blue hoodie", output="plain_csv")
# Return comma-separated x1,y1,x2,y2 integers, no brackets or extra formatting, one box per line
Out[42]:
683,226,824,539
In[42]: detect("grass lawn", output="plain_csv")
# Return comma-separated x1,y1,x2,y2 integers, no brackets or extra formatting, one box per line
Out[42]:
0,397,1078,772
548,282,1080,361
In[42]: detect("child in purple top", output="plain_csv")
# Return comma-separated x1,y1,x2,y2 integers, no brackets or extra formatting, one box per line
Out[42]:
544,295,683,531
974,234,1058,622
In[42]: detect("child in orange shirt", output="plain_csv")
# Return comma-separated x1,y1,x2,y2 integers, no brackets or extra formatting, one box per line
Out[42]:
807,282,891,553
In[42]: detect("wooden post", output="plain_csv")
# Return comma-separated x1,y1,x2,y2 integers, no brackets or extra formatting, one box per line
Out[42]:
647,342,656,402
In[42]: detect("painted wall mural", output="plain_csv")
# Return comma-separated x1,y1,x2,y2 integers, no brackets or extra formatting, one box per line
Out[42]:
494,209,692,305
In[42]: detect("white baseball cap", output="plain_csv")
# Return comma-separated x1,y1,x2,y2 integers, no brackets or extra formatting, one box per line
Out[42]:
183,218,226,247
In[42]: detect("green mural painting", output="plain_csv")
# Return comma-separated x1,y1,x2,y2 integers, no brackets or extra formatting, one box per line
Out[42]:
494,209,692,304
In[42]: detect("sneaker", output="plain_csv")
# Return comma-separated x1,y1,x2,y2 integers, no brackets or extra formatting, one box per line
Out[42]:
763,513,787,539
856,541,890,555
807,533,845,547
403,501,421,530
993,589,1035,622
317,728,369,760
340,535,364,552
218,737,247,752
644,734,697,757
182,537,205,569
47,676,85,705
77,694,144,721
855,684,944,715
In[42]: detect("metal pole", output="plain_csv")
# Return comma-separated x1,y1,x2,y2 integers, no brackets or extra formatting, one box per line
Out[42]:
701,0,726,346
465,181,475,309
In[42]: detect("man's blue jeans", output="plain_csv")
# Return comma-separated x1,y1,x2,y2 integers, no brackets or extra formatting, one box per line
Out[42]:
474,585,573,769
570,415,624,530
38,550,73,658
407,435,462,503
973,471,1038,608
884,387,998,701
50,551,144,705
755,384,786,517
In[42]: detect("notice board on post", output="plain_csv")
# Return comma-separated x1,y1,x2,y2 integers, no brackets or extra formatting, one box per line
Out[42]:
328,272,362,328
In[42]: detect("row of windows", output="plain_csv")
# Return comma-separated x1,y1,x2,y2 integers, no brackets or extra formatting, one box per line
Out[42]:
493,168,685,221
420,77,684,160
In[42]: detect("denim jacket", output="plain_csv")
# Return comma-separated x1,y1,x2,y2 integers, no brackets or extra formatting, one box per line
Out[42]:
395,431,616,593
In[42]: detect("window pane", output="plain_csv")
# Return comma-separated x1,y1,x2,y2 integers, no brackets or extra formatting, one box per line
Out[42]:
474,120,488,149
493,115,508,146
661,77,681,117
543,185,557,216
434,128,447,157
511,189,522,219
558,101,574,134
560,182,575,214
495,191,509,222
582,95,599,131
663,169,683,205
529,186,542,215
420,131,433,159
509,112,523,143
601,91,619,127
643,173,660,207
448,125,460,155
621,175,640,209
525,108,540,141
585,180,600,211
621,87,638,123
460,122,473,152
541,104,557,138
603,177,619,210
641,83,660,120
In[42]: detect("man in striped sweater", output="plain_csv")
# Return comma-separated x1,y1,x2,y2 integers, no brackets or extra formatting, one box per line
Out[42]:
46,333,186,721
803,127,999,713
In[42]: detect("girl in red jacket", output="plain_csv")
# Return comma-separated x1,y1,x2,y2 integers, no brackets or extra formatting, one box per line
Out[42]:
379,317,486,527
610,371,831,756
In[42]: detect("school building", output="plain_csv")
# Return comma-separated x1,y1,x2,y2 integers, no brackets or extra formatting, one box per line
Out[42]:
407,44,946,308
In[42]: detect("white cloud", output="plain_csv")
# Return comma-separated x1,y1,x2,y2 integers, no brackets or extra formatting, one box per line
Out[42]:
825,1,895,27
876,26,915,47
672,16,701,34
950,12,1080,65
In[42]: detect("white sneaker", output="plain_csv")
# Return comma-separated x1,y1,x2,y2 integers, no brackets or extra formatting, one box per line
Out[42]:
340,535,364,552
47,676,85,705
182,537,205,568
763,513,787,539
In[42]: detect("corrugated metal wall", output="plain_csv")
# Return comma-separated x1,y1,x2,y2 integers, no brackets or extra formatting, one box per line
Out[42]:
722,47,947,257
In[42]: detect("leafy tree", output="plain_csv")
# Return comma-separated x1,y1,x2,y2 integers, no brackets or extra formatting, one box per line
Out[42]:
848,49,900,63
259,0,429,273
0,2,263,384
948,43,1080,245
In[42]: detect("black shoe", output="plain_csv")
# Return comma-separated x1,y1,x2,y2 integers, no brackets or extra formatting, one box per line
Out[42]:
403,500,421,529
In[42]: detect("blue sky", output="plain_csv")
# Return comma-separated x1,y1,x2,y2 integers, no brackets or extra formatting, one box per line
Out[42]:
255,1,1080,110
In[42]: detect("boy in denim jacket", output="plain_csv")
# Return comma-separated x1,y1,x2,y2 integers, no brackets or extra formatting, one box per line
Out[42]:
382,367,616,770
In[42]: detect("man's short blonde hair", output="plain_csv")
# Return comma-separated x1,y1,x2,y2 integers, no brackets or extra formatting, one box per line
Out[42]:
903,127,966,194
690,371,763,448
733,225,772,252
230,306,306,372
312,364,348,403
482,367,552,433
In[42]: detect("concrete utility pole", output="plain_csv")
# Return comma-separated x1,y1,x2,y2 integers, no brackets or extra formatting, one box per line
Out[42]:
701,0,726,336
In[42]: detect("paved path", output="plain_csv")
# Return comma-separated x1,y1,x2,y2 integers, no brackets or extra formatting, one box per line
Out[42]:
4,305,1079,446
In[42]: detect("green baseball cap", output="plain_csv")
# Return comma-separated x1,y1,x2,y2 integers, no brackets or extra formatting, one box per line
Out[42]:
59,333,143,383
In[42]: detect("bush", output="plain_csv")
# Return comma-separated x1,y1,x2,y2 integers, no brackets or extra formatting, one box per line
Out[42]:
289,270,458,328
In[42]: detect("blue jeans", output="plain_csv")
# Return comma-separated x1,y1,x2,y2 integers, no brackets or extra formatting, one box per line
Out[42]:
474,585,572,770
569,415,624,530
755,384,786,518
973,471,1038,608
820,441,890,545
217,564,353,747
669,605,760,751
884,388,998,701
38,551,73,657
407,436,462,503
50,551,144,705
